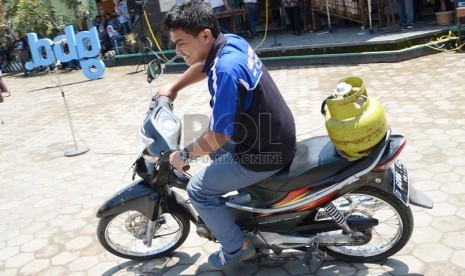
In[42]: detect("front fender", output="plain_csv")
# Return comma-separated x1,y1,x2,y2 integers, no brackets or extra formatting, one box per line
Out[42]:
96,179,199,222
96,179,159,219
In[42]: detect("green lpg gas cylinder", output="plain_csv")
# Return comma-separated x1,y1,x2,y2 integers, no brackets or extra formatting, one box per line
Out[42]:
321,77,388,158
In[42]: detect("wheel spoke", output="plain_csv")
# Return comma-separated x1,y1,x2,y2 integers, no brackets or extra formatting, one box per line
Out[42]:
324,191,405,258
103,211,185,257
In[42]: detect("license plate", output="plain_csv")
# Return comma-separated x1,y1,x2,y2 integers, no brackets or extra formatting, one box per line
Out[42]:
393,160,409,206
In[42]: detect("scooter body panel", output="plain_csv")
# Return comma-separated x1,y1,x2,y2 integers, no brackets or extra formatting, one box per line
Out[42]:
96,180,158,219
97,179,198,221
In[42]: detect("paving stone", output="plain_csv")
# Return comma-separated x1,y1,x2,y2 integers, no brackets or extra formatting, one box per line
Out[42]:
425,202,457,217
0,246,20,261
35,243,62,259
68,255,99,272
385,255,426,275
410,226,443,243
182,234,209,248
450,250,465,269
431,216,465,233
432,172,462,184
4,252,34,268
87,261,123,275
315,262,358,275
442,231,465,250
65,237,92,250
51,251,80,265
19,258,50,275
21,238,48,252
39,266,68,276
1,268,19,276
440,182,465,194
424,261,465,276
412,243,452,262
396,240,415,255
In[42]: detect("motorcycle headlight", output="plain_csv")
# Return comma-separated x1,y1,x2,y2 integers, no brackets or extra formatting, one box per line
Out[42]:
154,107,180,145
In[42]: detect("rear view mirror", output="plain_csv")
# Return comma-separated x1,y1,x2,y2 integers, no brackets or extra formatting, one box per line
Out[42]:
147,59,164,83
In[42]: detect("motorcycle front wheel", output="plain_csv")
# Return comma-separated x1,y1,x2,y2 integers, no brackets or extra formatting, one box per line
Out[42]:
319,186,414,263
97,211,190,260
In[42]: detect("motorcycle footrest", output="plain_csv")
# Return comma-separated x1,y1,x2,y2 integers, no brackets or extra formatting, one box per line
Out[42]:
302,242,318,267
196,224,215,241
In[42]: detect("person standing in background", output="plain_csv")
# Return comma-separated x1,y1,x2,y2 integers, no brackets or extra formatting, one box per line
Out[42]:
0,42,11,102
13,30,31,77
204,0,233,33
114,0,131,36
397,0,414,29
283,0,302,36
243,0,259,39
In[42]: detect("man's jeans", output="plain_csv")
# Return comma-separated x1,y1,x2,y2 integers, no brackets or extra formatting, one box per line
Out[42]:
244,2,259,37
187,152,279,253
396,0,414,24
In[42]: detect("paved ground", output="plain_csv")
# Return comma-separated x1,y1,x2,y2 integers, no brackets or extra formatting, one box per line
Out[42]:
1,51,465,276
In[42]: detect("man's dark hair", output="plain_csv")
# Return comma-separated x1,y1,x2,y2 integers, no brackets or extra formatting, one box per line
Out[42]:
163,0,221,38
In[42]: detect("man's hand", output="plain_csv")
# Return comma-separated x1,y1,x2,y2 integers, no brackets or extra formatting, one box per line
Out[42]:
169,150,189,171
154,63,206,100
155,83,177,100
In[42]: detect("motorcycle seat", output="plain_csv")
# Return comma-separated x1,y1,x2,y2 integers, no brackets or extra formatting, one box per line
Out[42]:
247,135,351,193
241,132,390,207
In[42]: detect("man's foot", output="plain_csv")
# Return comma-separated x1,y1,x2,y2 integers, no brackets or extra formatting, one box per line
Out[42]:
1,91,10,97
401,23,414,30
208,239,255,270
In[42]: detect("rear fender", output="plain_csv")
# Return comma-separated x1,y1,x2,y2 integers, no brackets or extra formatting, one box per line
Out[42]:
408,185,433,209
366,169,433,209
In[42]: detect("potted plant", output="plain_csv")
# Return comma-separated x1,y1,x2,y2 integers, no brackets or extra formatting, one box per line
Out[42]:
125,33,139,54
436,0,454,25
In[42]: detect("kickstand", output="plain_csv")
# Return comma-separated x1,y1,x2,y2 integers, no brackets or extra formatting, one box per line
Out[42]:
302,242,318,267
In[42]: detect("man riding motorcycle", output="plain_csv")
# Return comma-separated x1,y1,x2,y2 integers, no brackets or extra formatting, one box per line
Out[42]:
157,0,296,270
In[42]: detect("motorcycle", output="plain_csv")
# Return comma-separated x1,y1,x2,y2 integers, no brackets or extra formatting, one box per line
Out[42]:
96,58,433,266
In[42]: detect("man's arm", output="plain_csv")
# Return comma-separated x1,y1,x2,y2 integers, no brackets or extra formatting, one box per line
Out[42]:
187,128,230,159
169,129,230,171
156,62,206,100
224,0,231,9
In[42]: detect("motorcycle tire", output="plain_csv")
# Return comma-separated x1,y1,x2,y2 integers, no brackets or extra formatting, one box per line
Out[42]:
319,186,414,263
97,211,190,260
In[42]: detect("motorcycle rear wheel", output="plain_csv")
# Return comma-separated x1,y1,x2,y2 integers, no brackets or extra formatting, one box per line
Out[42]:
97,211,190,260
319,186,414,262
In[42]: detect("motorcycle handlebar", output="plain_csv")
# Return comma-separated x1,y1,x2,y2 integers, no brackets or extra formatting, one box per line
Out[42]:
149,95,173,111
157,96,173,106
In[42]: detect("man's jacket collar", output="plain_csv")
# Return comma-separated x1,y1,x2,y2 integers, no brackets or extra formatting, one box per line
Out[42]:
203,33,227,73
